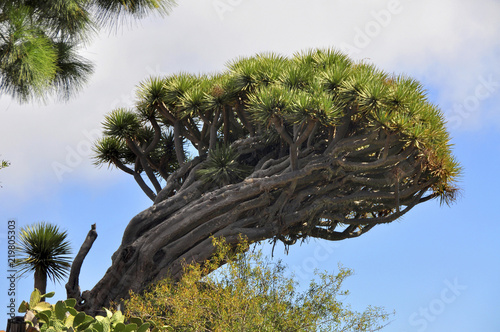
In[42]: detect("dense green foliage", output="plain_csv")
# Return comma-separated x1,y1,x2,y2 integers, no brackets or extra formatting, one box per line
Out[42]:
0,0,176,102
125,238,392,331
19,289,156,332
14,222,72,295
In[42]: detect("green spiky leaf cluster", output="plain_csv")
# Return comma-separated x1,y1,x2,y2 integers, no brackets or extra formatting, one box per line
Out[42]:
93,106,179,201
0,0,176,102
14,222,72,284
196,145,251,187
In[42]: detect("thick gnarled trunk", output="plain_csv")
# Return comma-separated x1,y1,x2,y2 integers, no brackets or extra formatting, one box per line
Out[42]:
68,130,436,315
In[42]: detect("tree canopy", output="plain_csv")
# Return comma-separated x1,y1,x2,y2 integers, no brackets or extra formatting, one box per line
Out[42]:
0,0,176,102
95,47,460,215
75,48,461,314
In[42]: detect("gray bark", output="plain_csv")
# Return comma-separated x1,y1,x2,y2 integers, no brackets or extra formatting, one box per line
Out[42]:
66,224,98,302
34,268,47,301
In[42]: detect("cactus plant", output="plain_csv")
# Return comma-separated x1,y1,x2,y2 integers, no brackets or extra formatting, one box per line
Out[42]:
18,290,158,332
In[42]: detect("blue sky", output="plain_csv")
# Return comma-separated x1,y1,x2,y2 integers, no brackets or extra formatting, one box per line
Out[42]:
1,0,500,331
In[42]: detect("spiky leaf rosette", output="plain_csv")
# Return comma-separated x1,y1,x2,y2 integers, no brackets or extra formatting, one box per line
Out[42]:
14,222,72,283
197,145,252,187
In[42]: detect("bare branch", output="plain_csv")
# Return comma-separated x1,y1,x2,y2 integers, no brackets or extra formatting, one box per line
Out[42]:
66,224,97,301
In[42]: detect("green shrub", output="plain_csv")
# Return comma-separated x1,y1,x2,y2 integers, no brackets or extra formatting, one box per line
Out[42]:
125,237,393,331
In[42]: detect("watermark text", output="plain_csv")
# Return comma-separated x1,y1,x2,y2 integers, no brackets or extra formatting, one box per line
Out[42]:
6,220,18,319
408,278,467,331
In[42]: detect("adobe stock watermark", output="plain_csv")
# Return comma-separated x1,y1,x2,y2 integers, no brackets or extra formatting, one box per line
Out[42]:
52,128,101,182
340,0,403,55
447,74,499,129
212,0,246,21
408,278,467,332
291,241,339,281
5,220,18,319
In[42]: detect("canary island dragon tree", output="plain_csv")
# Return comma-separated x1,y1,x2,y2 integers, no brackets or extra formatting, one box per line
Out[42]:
67,48,461,314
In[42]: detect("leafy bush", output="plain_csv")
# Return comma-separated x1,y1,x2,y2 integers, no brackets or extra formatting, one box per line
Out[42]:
125,237,393,331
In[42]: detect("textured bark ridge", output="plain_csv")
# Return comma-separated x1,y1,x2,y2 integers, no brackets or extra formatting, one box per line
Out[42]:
73,128,436,315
